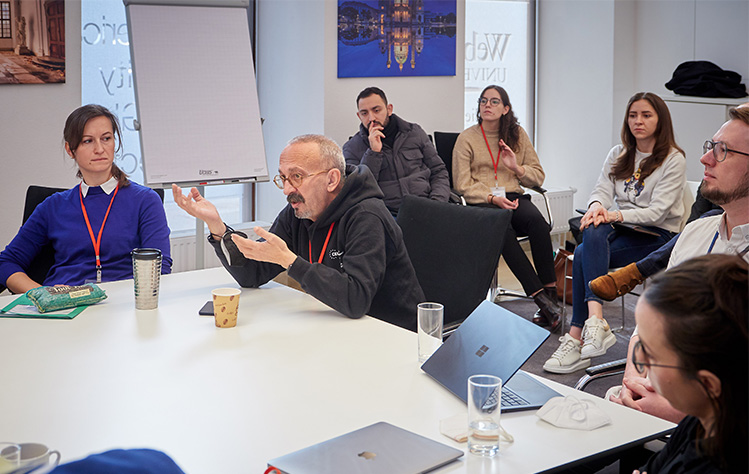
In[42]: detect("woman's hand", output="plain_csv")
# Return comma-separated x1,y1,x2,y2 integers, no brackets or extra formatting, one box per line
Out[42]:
489,195,519,210
580,202,609,230
498,139,525,177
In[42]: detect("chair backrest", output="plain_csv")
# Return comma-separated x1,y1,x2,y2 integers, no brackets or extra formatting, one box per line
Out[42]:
681,180,700,231
21,185,68,288
397,195,512,328
433,131,460,188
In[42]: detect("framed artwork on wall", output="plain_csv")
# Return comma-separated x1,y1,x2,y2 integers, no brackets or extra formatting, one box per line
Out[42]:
338,0,456,78
0,0,65,84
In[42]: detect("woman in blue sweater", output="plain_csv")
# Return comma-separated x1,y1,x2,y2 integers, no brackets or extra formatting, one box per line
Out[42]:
0,104,172,293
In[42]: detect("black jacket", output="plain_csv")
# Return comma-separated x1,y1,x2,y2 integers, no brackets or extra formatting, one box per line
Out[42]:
343,114,450,214
209,164,424,331
641,416,723,474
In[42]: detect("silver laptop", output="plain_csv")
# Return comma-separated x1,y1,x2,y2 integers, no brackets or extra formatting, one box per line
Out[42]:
421,300,561,412
267,422,463,474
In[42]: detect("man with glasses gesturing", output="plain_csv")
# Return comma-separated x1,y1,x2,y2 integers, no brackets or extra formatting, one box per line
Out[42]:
172,134,424,331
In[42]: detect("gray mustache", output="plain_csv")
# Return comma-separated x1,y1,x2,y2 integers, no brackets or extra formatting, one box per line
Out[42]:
287,193,305,204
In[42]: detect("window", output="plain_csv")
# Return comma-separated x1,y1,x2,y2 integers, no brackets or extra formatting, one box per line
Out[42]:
81,0,255,235
1,2,11,39
464,0,535,135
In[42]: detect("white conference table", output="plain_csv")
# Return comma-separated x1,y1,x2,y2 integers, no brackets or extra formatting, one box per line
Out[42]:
0,268,674,473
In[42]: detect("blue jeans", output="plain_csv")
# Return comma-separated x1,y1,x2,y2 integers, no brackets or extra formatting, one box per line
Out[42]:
571,224,674,328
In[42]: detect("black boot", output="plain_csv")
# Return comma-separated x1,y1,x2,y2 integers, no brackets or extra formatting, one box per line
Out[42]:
532,287,559,327
533,290,562,332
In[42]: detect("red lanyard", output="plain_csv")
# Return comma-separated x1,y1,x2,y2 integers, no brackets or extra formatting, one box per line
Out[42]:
308,222,335,264
480,124,500,186
79,184,119,283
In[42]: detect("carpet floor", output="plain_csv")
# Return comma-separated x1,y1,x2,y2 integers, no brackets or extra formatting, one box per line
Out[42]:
495,293,639,400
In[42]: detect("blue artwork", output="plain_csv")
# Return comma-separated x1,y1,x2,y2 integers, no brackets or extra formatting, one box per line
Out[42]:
338,0,456,78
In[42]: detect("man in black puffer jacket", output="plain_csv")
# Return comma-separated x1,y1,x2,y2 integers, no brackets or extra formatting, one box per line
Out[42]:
343,87,450,216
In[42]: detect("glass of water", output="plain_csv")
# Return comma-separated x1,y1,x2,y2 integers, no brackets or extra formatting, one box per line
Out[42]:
467,374,502,456
417,302,443,363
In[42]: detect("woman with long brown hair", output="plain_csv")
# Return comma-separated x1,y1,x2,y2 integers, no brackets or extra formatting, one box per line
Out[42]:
453,85,562,330
544,92,686,374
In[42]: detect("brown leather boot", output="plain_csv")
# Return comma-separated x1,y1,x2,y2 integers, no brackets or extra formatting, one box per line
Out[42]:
588,263,645,301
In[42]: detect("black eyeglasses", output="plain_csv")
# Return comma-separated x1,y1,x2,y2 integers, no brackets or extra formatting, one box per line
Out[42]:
631,340,687,375
478,97,502,107
703,140,749,162
273,169,330,189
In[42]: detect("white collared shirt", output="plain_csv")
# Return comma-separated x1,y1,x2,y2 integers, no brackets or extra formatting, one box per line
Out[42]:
80,176,117,197
669,213,749,268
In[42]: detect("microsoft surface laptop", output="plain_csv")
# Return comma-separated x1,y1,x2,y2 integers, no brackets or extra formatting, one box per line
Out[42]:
421,300,561,412
267,421,463,474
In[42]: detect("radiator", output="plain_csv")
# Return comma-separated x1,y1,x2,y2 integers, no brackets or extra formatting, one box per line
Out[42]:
529,186,577,237
169,224,265,273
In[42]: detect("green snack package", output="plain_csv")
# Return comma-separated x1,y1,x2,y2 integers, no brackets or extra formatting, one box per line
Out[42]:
25,283,107,313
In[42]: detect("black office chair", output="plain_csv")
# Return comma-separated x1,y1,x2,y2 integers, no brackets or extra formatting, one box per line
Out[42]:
433,131,465,205
17,185,69,291
397,195,512,335
434,131,555,300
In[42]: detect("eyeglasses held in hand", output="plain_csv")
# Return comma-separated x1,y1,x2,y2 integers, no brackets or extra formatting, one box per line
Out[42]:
703,140,749,162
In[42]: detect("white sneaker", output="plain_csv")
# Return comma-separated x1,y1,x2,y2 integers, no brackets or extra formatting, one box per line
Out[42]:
580,317,616,359
543,334,591,374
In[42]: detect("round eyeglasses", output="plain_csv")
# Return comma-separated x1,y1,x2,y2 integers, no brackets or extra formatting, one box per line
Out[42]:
631,340,687,375
273,169,330,189
478,97,502,107
703,140,749,163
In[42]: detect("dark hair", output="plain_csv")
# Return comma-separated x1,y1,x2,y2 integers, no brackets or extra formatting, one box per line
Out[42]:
476,85,520,150
610,92,684,182
643,254,748,472
64,104,129,187
356,87,388,106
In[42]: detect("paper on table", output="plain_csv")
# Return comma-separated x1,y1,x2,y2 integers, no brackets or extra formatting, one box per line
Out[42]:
0,294,85,319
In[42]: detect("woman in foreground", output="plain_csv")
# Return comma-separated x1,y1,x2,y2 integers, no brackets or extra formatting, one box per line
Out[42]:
632,254,747,473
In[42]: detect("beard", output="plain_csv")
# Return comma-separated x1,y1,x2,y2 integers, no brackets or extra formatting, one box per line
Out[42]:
701,170,749,205
288,193,312,219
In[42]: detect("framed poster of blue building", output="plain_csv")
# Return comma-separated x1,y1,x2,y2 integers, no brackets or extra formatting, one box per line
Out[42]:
338,0,456,78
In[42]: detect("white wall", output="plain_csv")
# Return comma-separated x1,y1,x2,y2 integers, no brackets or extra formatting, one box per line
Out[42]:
0,3,80,249
536,0,617,208
537,0,749,210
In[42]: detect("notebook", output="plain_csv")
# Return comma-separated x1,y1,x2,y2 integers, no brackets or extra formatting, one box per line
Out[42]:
267,422,463,474
421,300,561,412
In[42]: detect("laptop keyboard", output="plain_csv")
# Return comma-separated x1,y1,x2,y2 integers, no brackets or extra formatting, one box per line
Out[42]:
501,387,530,407
480,386,530,409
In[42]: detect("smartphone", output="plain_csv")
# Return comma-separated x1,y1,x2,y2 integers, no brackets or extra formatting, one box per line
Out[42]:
198,301,213,316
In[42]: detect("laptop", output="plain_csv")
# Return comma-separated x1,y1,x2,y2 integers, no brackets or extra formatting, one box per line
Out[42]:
421,300,561,412
267,421,463,474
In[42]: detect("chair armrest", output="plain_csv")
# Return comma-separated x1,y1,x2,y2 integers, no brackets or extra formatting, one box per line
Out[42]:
526,186,553,230
449,190,467,206
528,185,547,194
574,358,627,391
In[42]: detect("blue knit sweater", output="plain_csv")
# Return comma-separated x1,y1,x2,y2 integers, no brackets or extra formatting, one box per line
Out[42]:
0,182,172,287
